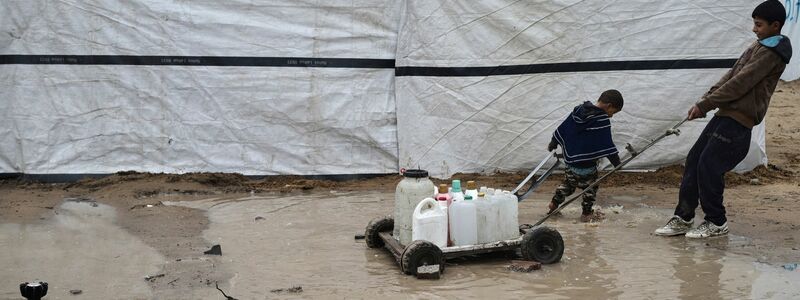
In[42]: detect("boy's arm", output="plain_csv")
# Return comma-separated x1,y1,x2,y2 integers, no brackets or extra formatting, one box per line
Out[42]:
547,136,558,151
696,49,782,113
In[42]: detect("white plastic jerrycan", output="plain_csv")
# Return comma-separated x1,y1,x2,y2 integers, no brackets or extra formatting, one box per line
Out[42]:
449,195,478,246
475,192,497,244
498,191,519,240
412,198,448,248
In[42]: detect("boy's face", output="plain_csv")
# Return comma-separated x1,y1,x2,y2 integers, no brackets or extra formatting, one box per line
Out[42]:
752,17,782,40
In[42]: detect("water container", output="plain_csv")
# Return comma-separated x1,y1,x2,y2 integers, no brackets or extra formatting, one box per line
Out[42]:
394,169,435,246
488,190,503,241
449,195,478,246
465,180,479,200
497,191,519,240
412,198,448,248
475,192,497,244
450,180,465,203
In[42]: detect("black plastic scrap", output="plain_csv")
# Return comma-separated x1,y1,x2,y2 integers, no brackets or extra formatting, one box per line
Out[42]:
204,244,222,255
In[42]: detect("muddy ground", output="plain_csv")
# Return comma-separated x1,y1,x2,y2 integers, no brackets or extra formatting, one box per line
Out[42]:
1,81,799,298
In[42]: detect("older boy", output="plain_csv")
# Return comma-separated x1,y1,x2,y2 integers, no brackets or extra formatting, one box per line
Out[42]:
655,0,792,238
547,90,623,222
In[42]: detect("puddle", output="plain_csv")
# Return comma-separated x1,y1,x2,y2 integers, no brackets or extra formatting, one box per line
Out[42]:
0,200,164,299
169,193,800,299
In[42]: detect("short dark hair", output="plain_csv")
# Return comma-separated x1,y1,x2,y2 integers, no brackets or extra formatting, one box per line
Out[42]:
598,89,623,110
752,0,786,28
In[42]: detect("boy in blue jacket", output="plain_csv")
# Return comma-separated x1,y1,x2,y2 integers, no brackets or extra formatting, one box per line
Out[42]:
547,90,623,222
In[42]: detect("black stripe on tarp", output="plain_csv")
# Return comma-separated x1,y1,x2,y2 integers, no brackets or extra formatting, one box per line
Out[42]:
395,59,737,77
0,55,737,75
0,55,395,69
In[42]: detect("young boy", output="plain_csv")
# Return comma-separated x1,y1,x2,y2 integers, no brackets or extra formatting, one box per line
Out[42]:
547,90,623,222
655,0,792,238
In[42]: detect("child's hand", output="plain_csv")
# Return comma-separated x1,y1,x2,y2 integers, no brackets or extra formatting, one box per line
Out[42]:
687,105,705,120
547,140,558,152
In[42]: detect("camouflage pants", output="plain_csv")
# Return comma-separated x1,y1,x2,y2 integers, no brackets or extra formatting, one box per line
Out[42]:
552,168,598,214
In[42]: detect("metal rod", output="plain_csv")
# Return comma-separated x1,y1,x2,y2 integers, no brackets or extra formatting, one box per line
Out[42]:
511,151,555,195
531,117,689,226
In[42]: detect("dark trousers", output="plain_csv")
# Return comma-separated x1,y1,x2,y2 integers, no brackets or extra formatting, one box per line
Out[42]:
552,168,598,214
674,116,751,226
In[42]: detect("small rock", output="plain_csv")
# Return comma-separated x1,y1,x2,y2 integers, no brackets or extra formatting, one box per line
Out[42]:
144,273,165,282
750,178,761,185
254,216,265,221
508,260,542,273
70,289,82,295
204,245,222,256
354,234,366,240
792,247,798,251
416,265,441,279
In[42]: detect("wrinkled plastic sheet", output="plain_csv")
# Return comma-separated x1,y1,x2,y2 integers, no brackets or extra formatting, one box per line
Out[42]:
396,0,768,178
782,0,800,80
0,0,401,175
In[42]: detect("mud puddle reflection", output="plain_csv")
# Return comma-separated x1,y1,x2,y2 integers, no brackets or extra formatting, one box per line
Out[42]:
0,200,164,299
170,192,800,299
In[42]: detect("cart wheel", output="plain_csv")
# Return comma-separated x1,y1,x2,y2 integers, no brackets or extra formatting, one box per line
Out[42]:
401,240,444,275
521,226,564,264
365,216,394,248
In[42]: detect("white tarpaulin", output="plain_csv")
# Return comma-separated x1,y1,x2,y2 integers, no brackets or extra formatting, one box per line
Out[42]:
782,0,800,80
0,0,783,177
396,0,770,178
0,1,401,175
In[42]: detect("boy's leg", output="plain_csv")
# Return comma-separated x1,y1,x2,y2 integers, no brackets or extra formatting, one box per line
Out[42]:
695,117,751,226
674,117,720,221
578,172,599,214
550,169,577,211
578,172,599,222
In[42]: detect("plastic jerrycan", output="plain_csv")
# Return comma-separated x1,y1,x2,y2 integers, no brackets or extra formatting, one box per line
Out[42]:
489,189,503,241
465,181,479,200
475,192,496,244
498,191,520,240
450,180,465,203
412,198,448,248
449,195,478,246
394,169,435,246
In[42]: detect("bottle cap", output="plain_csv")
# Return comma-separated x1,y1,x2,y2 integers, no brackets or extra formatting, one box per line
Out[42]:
451,180,462,192
466,180,477,190
438,184,448,194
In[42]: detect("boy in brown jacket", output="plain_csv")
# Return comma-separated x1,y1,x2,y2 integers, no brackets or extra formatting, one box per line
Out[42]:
655,0,792,238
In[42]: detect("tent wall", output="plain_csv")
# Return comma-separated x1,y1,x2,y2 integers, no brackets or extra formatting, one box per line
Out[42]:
0,0,779,177
0,1,402,175
395,0,768,178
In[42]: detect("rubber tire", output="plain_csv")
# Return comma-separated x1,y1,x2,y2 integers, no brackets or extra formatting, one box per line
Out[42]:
400,240,445,275
521,226,564,264
365,216,394,248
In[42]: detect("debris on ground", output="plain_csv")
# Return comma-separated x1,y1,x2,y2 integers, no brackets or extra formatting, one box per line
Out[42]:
783,263,798,271
204,244,222,255
254,216,265,221
69,289,82,295
215,282,238,300
144,273,165,282
354,234,365,240
416,265,441,279
270,286,303,293
508,260,542,273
